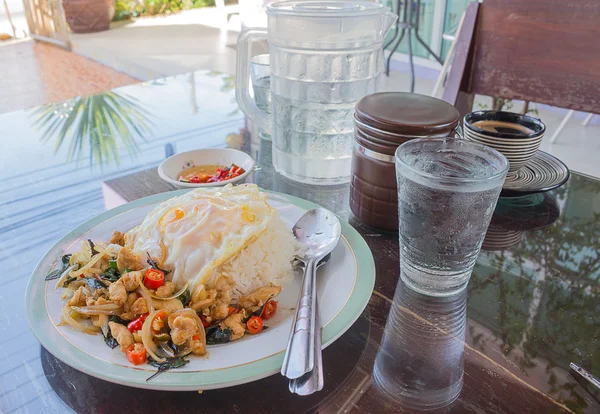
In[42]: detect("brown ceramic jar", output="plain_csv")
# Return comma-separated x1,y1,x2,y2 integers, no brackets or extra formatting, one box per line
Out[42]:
350,92,460,231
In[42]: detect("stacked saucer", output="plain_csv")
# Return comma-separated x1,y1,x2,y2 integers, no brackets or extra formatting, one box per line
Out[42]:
463,111,569,196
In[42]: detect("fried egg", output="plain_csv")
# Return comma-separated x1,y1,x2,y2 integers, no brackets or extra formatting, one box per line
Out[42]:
125,184,274,289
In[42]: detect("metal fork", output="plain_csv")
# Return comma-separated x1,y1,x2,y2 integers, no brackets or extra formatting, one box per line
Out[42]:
288,254,330,395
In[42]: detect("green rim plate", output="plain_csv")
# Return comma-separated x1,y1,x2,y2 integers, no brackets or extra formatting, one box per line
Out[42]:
25,190,375,391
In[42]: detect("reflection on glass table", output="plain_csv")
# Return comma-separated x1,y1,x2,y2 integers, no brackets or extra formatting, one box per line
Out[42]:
374,279,467,410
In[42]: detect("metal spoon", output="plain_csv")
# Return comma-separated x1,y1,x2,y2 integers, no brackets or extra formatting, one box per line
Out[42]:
281,208,341,380
289,254,330,395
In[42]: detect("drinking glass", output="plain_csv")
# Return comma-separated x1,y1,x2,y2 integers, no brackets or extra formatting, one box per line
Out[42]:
395,138,509,296
374,279,466,410
250,54,271,141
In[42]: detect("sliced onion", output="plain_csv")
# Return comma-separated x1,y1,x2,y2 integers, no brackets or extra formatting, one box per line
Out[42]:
99,315,109,337
61,307,101,334
55,264,78,289
141,310,166,363
71,306,123,316
83,303,121,311
69,247,113,277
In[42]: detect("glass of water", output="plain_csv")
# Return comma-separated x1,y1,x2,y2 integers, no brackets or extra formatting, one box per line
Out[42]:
395,138,509,296
250,54,271,141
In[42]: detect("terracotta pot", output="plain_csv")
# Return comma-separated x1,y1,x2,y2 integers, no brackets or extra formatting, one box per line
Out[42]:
62,0,114,33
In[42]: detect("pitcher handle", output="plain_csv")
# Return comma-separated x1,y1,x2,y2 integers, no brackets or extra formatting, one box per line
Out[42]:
236,28,272,134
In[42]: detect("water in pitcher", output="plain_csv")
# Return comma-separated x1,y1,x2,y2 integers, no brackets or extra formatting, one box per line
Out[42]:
271,49,383,185
252,76,271,114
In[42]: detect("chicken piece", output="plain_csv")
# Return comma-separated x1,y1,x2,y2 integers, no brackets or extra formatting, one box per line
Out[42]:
96,297,110,305
155,282,175,298
119,312,136,321
220,313,246,341
215,275,235,292
211,302,229,321
116,247,143,272
120,271,141,292
120,293,139,320
110,231,125,246
125,292,138,309
87,296,111,307
153,298,183,312
209,275,234,320
191,288,217,312
108,280,127,306
188,336,206,356
238,285,282,309
109,321,135,352
168,315,198,346
68,286,87,307
130,297,149,316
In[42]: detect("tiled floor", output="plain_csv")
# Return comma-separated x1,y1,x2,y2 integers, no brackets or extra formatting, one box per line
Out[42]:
0,40,138,114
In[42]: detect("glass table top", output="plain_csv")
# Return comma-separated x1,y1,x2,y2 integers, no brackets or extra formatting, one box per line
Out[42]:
1,70,599,413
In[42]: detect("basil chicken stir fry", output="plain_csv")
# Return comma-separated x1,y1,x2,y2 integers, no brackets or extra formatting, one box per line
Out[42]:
50,232,282,380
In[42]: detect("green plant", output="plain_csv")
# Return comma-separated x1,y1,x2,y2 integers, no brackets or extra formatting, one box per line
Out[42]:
476,98,539,116
113,0,236,21
31,92,153,166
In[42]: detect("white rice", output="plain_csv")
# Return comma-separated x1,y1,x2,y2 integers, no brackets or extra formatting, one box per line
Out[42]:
207,212,300,299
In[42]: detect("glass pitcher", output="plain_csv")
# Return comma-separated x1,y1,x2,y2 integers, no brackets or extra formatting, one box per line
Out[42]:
236,1,397,185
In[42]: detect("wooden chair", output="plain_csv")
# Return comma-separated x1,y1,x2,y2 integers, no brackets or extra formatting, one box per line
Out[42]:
442,0,600,121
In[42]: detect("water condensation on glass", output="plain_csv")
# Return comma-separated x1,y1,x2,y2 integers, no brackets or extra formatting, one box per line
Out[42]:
270,46,384,184
374,280,466,410
396,141,507,296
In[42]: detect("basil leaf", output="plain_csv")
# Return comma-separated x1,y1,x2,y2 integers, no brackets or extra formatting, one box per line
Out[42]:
44,254,72,280
103,330,119,349
177,288,191,306
88,239,99,255
108,260,118,271
205,326,233,345
62,276,77,288
146,252,171,275
146,356,190,381
108,315,129,325
83,277,108,290
100,267,121,283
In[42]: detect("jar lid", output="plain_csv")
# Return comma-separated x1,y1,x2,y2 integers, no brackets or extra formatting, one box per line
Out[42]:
355,92,460,136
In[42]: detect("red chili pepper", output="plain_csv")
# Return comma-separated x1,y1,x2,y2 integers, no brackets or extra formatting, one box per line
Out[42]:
150,310,169,335
200,315,211,328
247,316,263,334
127,313,149,333
126,343,147,365
143,268,165,290
261,300,277,320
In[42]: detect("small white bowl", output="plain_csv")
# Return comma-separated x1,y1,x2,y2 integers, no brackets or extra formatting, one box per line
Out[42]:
158,148,255,188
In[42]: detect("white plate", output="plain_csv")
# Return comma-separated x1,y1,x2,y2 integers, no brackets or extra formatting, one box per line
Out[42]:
26,190,375,391
158,148,255,188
